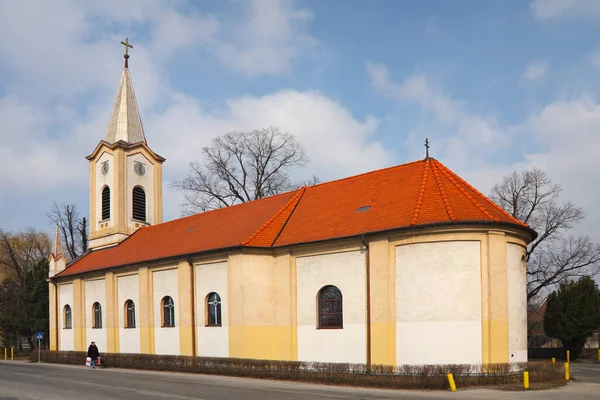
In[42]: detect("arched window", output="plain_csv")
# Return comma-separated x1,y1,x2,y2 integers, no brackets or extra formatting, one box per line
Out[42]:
132,186,146,221
101,186,110,220
92,302,102,328
206,292,222,326
162,296,175,327
63,305,72,329
318,285,343,329
125,300,136,328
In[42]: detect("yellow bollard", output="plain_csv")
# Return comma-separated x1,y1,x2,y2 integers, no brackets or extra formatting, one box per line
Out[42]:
447,373,457,392
3,348,5,360
523,371,529,390
566,350,570,363
10,347,13,361
565,362,570,381
597,349,599,362
551,357,556,370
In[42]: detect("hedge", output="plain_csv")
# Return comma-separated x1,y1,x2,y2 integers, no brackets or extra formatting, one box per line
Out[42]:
29,351,565,390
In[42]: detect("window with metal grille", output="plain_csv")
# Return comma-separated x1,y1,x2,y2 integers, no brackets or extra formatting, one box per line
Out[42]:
206,292,222,326
102,186,110,220
125,300,136,328
162,296,175,327
64,305,72,329
318,285,343,329
132,186,146,221
92,302,102,328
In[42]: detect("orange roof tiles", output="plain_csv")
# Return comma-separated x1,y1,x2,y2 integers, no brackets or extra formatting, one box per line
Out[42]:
56,158,533,278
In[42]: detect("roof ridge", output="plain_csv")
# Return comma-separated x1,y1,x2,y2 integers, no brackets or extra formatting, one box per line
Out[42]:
433,160,499,222
242,187,307,246
433,160,527,226
307,159,425,190
410,159,430,225
431,161,456,221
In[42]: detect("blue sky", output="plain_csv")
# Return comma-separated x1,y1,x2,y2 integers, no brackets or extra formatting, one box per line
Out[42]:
1,0,600,247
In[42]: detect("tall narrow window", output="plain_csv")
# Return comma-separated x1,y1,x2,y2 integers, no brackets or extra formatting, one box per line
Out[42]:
132,186,146,221
318,285,343,329
63,305,72,329
162,296,175,327
206,292,222,326
92,302,102,328
101,186,110,220
125,300,136,328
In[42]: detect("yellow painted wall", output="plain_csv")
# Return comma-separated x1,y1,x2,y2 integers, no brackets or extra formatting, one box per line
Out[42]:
72,278,86,351
105,272,119,353
48,282,58,351
177,261,194,356
137,267,153,354
368,238,396,366
227,252,295,360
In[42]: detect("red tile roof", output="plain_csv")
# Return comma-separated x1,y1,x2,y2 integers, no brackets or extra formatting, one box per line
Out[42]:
56,158,533,278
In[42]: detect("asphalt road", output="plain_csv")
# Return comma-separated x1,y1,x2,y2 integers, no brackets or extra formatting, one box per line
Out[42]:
0,361,598,400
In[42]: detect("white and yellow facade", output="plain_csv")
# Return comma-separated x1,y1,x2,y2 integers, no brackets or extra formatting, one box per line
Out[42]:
47,50,535,367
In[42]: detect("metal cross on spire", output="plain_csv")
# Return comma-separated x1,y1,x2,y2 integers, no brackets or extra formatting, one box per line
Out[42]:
425,137,430,159
120,38,133,67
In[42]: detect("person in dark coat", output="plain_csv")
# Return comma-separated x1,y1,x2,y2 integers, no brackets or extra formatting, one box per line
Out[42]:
87,341,100,368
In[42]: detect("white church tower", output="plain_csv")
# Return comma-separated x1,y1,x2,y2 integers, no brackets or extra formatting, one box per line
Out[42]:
86,39,165,250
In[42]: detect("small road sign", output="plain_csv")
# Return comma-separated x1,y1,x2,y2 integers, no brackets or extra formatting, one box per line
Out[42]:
35,332,44,340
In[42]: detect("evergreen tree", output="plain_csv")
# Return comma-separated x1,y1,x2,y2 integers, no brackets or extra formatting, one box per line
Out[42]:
543,275,600,360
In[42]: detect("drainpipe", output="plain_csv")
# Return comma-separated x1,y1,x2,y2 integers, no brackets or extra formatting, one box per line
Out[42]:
186,255,197,357
361,234,372,373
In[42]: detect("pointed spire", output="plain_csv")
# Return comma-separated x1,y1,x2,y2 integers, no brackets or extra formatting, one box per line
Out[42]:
51,223,64,259
104,38,146,145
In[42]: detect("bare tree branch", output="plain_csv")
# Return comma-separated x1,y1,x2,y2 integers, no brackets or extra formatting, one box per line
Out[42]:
172,126,312,215
46,202,88,261
490,167,600,300
0,229,51,285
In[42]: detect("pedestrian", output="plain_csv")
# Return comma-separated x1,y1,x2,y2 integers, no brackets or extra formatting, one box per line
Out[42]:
87,341,99,369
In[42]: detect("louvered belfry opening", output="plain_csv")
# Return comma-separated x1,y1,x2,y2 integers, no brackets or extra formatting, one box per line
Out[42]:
132,186,146,221
102,186,110,220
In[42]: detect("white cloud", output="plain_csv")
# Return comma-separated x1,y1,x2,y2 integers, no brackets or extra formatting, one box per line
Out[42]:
522,60,549,83
211,0,317,76
530,0,600,20
0,0,387,226
366,62,509,165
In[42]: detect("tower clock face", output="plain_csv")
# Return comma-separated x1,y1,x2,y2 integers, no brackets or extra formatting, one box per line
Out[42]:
101,161,109,175
134,161,146,176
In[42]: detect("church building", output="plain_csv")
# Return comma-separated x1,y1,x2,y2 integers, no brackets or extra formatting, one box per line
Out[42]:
47,43,536,367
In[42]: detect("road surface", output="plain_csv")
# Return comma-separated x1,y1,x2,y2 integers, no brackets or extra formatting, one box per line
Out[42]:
0,361,598,399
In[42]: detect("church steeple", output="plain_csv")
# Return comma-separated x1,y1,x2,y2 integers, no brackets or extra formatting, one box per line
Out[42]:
86,39,165,251
104,38,146,145
49,223,66,277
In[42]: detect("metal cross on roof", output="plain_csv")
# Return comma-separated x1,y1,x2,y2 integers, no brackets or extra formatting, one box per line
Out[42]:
121,38,133,56
425,137,430,159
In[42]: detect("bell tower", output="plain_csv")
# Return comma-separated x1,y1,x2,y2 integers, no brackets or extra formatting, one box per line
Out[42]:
87,39,165,250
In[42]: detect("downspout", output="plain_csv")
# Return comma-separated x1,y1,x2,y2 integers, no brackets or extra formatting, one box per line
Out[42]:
361,234,371,373
186,255,197,357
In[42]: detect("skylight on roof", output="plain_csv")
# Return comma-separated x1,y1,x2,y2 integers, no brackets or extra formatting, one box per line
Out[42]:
357,205,371,212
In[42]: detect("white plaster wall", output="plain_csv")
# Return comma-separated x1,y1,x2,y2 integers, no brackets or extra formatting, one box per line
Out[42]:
195,261,229,357
126,152,154,227
296,250,366,364
85,278,107,353
59,283,74,351
507,243,528,363
396,241,482,365
153,268,180,355
118,274,140,354
95,152,114,227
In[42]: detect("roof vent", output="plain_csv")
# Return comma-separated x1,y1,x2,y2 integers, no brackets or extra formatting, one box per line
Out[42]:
186,227,194,233
357,205,371,212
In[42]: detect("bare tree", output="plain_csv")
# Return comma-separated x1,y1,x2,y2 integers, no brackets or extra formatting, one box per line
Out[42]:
490,167,600,301
172,126,312,214
46,203,88,261
0,228,51,285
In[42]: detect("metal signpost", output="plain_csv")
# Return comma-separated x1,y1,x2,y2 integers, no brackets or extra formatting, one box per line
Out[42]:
35,332,44,363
